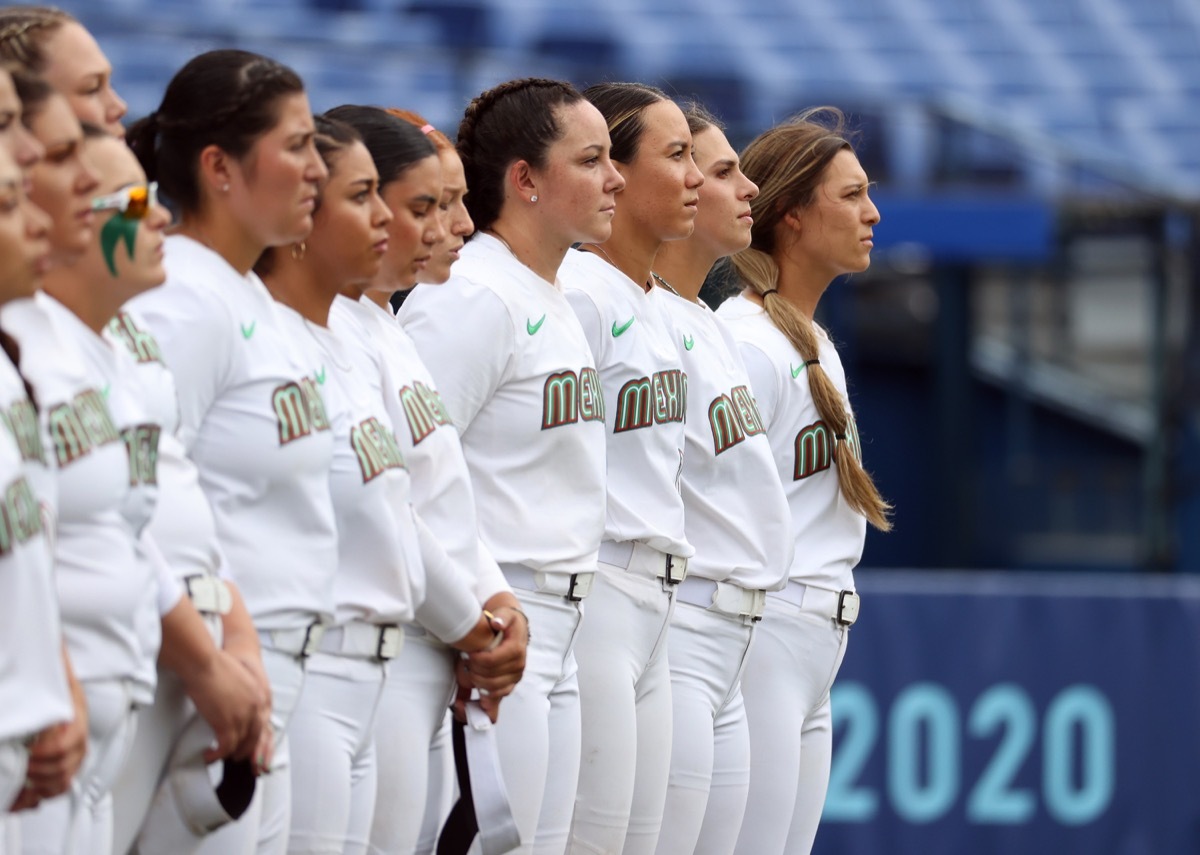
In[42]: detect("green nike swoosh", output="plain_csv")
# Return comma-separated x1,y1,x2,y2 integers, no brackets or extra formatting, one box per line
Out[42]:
791,363,805,378
612,316,635,337
241,321,256,340
683,335,694,351
527,314,546,335
101,384,110,400
316,366,326,385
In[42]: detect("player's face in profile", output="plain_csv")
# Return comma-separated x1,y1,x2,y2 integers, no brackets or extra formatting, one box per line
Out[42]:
230,92,327,248
613,99,703,243
378,153,443,290
0,71,42,176
688,125,758,259
308,141,392,287
419,148,473,285
530,100,624,246
0,147,50,303
41,22,128,138
27,94,99,261
81,135,171,299
789,149,880,280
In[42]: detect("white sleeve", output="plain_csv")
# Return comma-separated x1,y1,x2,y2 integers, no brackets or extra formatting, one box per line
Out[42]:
473,543,511,605
737,342,782,430
132,286,234,451
399,285,514,434
411,510,483,645
564,288,604,363
145,532,185,616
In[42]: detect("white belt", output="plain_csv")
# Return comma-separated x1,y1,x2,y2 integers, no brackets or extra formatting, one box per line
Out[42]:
317,621,404,661
184,575,232,616
598,540,688,586
501,564,594,601
257,622,326,659
772,581,861,626
675,577,767,625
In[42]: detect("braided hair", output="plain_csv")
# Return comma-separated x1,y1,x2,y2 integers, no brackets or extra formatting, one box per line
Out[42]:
455,77,581,232
126,50,305,215
0,6,73,72
732,108,892,532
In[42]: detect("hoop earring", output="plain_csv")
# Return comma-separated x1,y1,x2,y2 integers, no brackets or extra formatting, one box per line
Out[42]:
291,241,307,261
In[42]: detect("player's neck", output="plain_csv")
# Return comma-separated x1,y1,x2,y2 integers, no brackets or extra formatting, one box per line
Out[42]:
583,220,661,291
263,256,340,327
42,269,122,334
487,212,571,286
774,259,831,321
652,241,718,303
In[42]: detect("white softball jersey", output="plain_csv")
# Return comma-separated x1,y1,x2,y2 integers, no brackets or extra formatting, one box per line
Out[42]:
35,293,165,702
398,233,607,577
717,294,865,592
560,249,692,557
315,296,479,641
657,291,793,590
358,295,510,607
0,352,71,741
131,236,338,632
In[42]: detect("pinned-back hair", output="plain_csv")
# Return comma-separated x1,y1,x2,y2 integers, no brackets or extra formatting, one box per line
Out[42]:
678,99,724,136
10,65,51,120
583,81,669,164
253,114,361,279
385,108,453,153
0,6,74,73
324,104,435,189
732,107,892,532
125,49,305,216
455,77,582,232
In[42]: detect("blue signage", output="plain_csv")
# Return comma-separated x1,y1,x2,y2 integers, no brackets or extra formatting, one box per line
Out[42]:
816,571,1200,854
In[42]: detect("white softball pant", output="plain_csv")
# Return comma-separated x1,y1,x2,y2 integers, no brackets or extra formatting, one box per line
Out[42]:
191,644,306,855
286,648,388,855
733,586,850,855
0,737,30,855
367,626,456,855
21,679,139,855
467,577,585,855
653,596,757,855
569,554,675,855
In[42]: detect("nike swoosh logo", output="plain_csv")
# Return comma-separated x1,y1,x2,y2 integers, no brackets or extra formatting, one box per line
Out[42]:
612,316,635,337
791,363,805,378
316,366,326,385
101,384,111,400
527,314,546,335
683,335,694,351
241,321,256,340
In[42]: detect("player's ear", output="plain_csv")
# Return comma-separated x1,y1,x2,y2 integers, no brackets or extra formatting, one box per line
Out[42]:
782,207,804,235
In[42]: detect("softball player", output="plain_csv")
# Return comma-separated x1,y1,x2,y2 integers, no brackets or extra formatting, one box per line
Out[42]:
399,78,621,853
8,91,171,855
127,50,333,855
650,106,795,855
330,106,527,855
720,109,890,855
559,81,702,855
0,144,73,855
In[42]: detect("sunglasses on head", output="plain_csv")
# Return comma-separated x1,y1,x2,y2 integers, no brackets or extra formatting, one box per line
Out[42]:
91,182,158,220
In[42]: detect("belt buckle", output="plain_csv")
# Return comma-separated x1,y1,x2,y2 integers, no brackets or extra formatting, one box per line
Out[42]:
836,591,860,626
566,573,590,601
300,623,325,658
376,625,403,660
747,589,766,624
663,555,687,586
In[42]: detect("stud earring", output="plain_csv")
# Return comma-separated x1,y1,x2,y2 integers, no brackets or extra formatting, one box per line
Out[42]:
222,183,230,192
530,195,538,203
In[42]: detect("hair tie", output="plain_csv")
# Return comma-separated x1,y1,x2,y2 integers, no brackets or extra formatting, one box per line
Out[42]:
835,433,847,441
419,123,435,135
761,288,779,299
804,358,819,367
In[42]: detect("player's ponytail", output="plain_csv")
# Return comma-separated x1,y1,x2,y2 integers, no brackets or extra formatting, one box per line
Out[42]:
733,109,892,532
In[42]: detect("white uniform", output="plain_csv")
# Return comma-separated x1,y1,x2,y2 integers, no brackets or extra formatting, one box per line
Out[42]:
287,297,482,855
651,291,793,855
400,233,607,855
559,249,692,855
352,295,508,855
0,349,72,854
719,294,862,855
8,293,169,855
107,307,245,855
131,236,339,855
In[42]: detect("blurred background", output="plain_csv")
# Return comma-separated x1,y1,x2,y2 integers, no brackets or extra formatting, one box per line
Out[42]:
45,0,1200,851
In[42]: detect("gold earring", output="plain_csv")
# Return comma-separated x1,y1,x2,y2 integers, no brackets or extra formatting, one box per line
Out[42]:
291,241,307,261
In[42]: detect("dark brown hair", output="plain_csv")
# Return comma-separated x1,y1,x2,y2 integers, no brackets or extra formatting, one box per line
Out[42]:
583,81,670,164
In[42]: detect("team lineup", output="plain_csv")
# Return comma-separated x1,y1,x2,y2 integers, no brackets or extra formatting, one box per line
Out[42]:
0,6,891,855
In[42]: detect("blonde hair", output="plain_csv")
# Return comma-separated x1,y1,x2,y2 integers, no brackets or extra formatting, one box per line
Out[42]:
0,6,74,72
732,107,892,531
